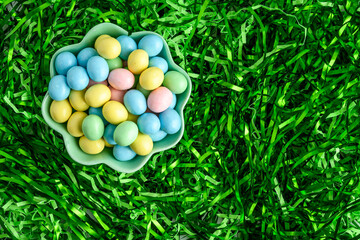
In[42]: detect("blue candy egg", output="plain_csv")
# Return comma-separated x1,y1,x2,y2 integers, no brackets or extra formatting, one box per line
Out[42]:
48,75,70,101
149,57,168,73
124,90,147,115
104,124,117,145
159,108,181,134
169,92,176,109
87,56,109,82
117,35,137,60
137,113,160,135
66,66,89,90
89,107,109,125
138,35,163,57
113,145,136,161
77,47,99,68
149,130,167,142
55,52,77,75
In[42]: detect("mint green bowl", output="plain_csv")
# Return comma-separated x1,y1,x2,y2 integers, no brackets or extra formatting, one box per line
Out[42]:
41,23,191,173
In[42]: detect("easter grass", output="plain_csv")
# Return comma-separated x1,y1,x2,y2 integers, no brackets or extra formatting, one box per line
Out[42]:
1,0,360,239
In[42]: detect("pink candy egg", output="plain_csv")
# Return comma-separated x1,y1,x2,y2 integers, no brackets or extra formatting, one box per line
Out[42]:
108,68,134,90
87,78,108,88
110,86,126,103
147,87,173,113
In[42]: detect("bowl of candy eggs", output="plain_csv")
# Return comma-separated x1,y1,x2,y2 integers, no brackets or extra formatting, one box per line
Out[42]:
41,23,191,173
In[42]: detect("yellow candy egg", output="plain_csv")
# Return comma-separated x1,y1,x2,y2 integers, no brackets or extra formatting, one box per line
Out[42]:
104,138,114,148
102,101,128,125
127,113,139,123
79,136,105,154
130,133,153,156
85,84,111,107
139,67,164,90
69,89,89,111
128,49,149,74
67,111,87,137
95,36,121,60
50,99,72,123
94,34,110,49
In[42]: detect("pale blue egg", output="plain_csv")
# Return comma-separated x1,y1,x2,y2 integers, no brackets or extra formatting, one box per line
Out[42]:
77,47,99,67
87,56,109,82
55,52,77,75
113,145,136,161
48,75,70,101
124,90,147,115
89,107,109,125
117,35,137,60
138,35,163,57
169,92,176,109
149,57,168,73
149,130,167,142
159,108,181,134
104,124,117,145
137,113,160,135
66,66,89,90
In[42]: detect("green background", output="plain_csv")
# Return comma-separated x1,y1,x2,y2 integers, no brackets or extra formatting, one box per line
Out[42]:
1,0,360,239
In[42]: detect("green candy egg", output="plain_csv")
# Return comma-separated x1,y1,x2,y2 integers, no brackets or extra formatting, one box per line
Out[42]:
114,121,138,146
82,115,104,141
136,82,151,97
106,57,123,71
163,71,188,94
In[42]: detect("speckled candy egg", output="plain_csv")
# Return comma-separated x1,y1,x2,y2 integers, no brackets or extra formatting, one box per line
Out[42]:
109,86,126,103
137,113,160,135
48,75,70,101
106,57,123,71
163,71,188,94
117,35,137,60
113,145,136,161
102,101,128,125
67,111,87,137
103,124,117,145
159,108,181,134
94,35,110,49
67,66,89,90
95,35,121,60
77,47,99,67
114,121,138,146
69,89,89,111
128,49,149,75
124,90,147,115
147,87,173,113
82,115,104,141
149,57,168,74
138,35,163,57
85,84,111,108
108,68,135,90
79,136,105,155
50,99,72,123
87,56,109,82
55,52,77,75
139,67,164,90
130,133,153,156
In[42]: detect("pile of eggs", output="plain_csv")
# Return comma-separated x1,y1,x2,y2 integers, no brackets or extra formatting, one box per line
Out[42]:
48,34,187,161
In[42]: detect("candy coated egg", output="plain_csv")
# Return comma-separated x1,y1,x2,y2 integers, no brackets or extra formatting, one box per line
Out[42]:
77,47,98,67
138,35,163,57
136,83,151,97
114,121,138,146
95,36,121,59
55,52,77,75
102,101,128,125
113,145,136,161
89,107,109,125
109,86,126,103
104,138,114,147
103,124,117,145
117,35,137,60
128,49,149,74
124,90,147,115
139,67,164,90
79,136,105,154
159,108,181,134
169,92,176,109
106,57,123,71
85,84,111,108
87,78,108,88
163,71,188,94
130,133,153,156
137,113,160,135
127,113,139,123
67,111,87,137
149,130,167,142
87,56,109,82
48,75,70,101
82,115,104,141
94,35,110,49
69,89,89,111
147,87,173,113
50,99,72,123
149,57,168,73
108,68,135,90
66,66,89,90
